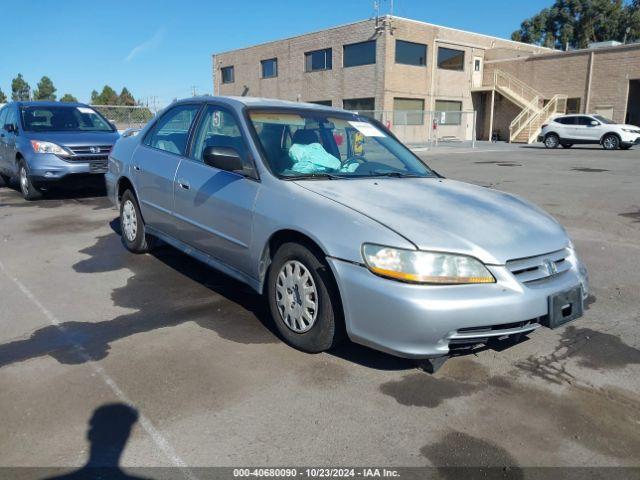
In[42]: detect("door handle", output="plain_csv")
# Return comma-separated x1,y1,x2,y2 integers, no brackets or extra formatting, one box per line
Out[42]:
178,179,190,190
133,165,141,171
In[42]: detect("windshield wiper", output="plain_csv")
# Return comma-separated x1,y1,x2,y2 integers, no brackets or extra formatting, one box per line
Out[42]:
283,173,346,180
369,170,425,178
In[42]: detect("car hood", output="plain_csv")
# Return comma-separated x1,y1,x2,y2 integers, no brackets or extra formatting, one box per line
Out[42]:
295,178,568,265
22,131,120,147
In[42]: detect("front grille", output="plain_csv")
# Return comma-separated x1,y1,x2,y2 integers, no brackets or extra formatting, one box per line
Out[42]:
506,248,570,284
66,155,109,162
69,145,112,155
90,160,108,173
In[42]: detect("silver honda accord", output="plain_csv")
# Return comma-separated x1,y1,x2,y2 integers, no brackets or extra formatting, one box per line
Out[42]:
106,96,589,360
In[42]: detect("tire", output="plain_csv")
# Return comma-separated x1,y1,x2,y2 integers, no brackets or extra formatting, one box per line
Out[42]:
267,242,345,353
544,134,560,149
18,160,42,201
602,134,620,151
0,173,11,187
119,190,152,253
561,143,573,149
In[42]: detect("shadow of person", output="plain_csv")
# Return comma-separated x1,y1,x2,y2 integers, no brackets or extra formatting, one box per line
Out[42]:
44,403,152,480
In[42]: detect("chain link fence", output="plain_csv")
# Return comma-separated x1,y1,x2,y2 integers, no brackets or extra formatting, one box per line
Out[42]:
90,105,156,131
349,110,478,148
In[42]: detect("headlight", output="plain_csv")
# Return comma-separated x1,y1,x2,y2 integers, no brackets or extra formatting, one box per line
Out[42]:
30,140,70,157
362,244,495,285
622,128,640,133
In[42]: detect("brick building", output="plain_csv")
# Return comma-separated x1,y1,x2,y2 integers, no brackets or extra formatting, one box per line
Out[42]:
213,16,640,143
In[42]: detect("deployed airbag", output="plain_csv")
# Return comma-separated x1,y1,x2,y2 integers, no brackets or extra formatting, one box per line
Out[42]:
289,143,358,174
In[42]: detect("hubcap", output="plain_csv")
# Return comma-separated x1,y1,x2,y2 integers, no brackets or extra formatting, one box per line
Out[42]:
19,167,28,196
121,200,138,242
275,260,318,333
604,137,617,149
546,136,557,148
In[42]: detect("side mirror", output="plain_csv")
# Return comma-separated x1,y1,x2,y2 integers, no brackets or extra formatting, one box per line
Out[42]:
202,146,243,172
3,124,16,133
590,121,599,126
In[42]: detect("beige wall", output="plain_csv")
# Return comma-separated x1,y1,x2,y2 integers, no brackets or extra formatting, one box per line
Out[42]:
214,19,385,109
213,16,547,119
485,44,640,123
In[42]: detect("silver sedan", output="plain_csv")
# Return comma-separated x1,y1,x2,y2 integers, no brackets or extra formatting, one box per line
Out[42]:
106,96,589,360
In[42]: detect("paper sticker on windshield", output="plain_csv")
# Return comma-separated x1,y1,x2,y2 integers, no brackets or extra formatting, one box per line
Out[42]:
348,121,385,137
77,107,95,114
212,110,221,128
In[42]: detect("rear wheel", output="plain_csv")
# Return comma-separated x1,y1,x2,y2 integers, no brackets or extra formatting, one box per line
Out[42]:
267,242,344,353
119,190,152,253
602,134,620,151
18,161,42,201
544,134,560,149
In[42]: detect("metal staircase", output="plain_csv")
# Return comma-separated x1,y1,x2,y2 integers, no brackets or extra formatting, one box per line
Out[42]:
474,69,567,144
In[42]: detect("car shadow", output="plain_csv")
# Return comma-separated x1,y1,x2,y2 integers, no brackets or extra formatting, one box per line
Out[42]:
0,218,529,374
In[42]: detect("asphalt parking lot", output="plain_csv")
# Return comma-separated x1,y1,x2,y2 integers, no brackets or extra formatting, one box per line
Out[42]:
0,143,639,476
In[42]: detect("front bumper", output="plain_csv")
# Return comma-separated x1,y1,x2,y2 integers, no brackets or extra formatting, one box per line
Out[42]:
27,153,108,183
328,253,589,359
620,132,640,146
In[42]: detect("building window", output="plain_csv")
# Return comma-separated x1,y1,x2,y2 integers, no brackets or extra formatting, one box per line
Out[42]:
395,40,427,66
437,47,465,71
435,100,463,125
261,58,278,79
474,59,481,72
343,98,375,112
221,66,235,84
566,97,581,114
343,40,376,68
305,48,332,72
309,100,332,106
393,98,425,125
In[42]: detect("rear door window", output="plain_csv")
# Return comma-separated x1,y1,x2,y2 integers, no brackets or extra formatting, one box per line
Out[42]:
144,104,201,155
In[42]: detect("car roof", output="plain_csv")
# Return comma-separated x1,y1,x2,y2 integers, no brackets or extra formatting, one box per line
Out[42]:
171,95,342,113
14,101,91,108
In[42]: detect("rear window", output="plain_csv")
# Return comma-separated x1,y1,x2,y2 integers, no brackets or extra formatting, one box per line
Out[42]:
20,106,115,132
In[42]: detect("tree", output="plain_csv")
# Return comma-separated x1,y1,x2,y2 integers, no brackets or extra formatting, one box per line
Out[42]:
33,76,57,101
60,93,78,103
512,0,639,50
11,74,31,101
90,90,99,104
0,88,7,103
92,85,119,105
117,87,136,106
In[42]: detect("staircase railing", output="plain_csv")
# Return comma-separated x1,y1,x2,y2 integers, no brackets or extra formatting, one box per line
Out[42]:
509,95,541,141
510,94,568,143
484,69,543,108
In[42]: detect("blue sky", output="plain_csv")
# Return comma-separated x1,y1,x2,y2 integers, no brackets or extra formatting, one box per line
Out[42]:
0,0,551,107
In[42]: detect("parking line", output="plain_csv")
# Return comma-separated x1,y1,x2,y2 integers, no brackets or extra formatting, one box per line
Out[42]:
0,259,198,480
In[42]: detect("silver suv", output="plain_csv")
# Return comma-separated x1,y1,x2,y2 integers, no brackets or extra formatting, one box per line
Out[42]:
106,97,589,361
539,114,640,150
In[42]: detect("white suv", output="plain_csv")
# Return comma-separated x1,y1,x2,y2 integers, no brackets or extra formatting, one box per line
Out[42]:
538,114,640,150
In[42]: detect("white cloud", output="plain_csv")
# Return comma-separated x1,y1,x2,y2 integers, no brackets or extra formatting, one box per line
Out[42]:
124,28,166,62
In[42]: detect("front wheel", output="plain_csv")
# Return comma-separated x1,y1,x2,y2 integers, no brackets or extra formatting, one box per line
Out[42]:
18,161,42,201
267,242,344,353
602,134,620,150
119,190,152,253
544,134,560,149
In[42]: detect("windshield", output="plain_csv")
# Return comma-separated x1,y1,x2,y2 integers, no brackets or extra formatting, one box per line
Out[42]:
248,109,434,179
593,115,615,124
20,106,115,132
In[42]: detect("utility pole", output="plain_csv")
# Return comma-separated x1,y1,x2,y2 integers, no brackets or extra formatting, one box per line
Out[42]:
191,85,198,97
